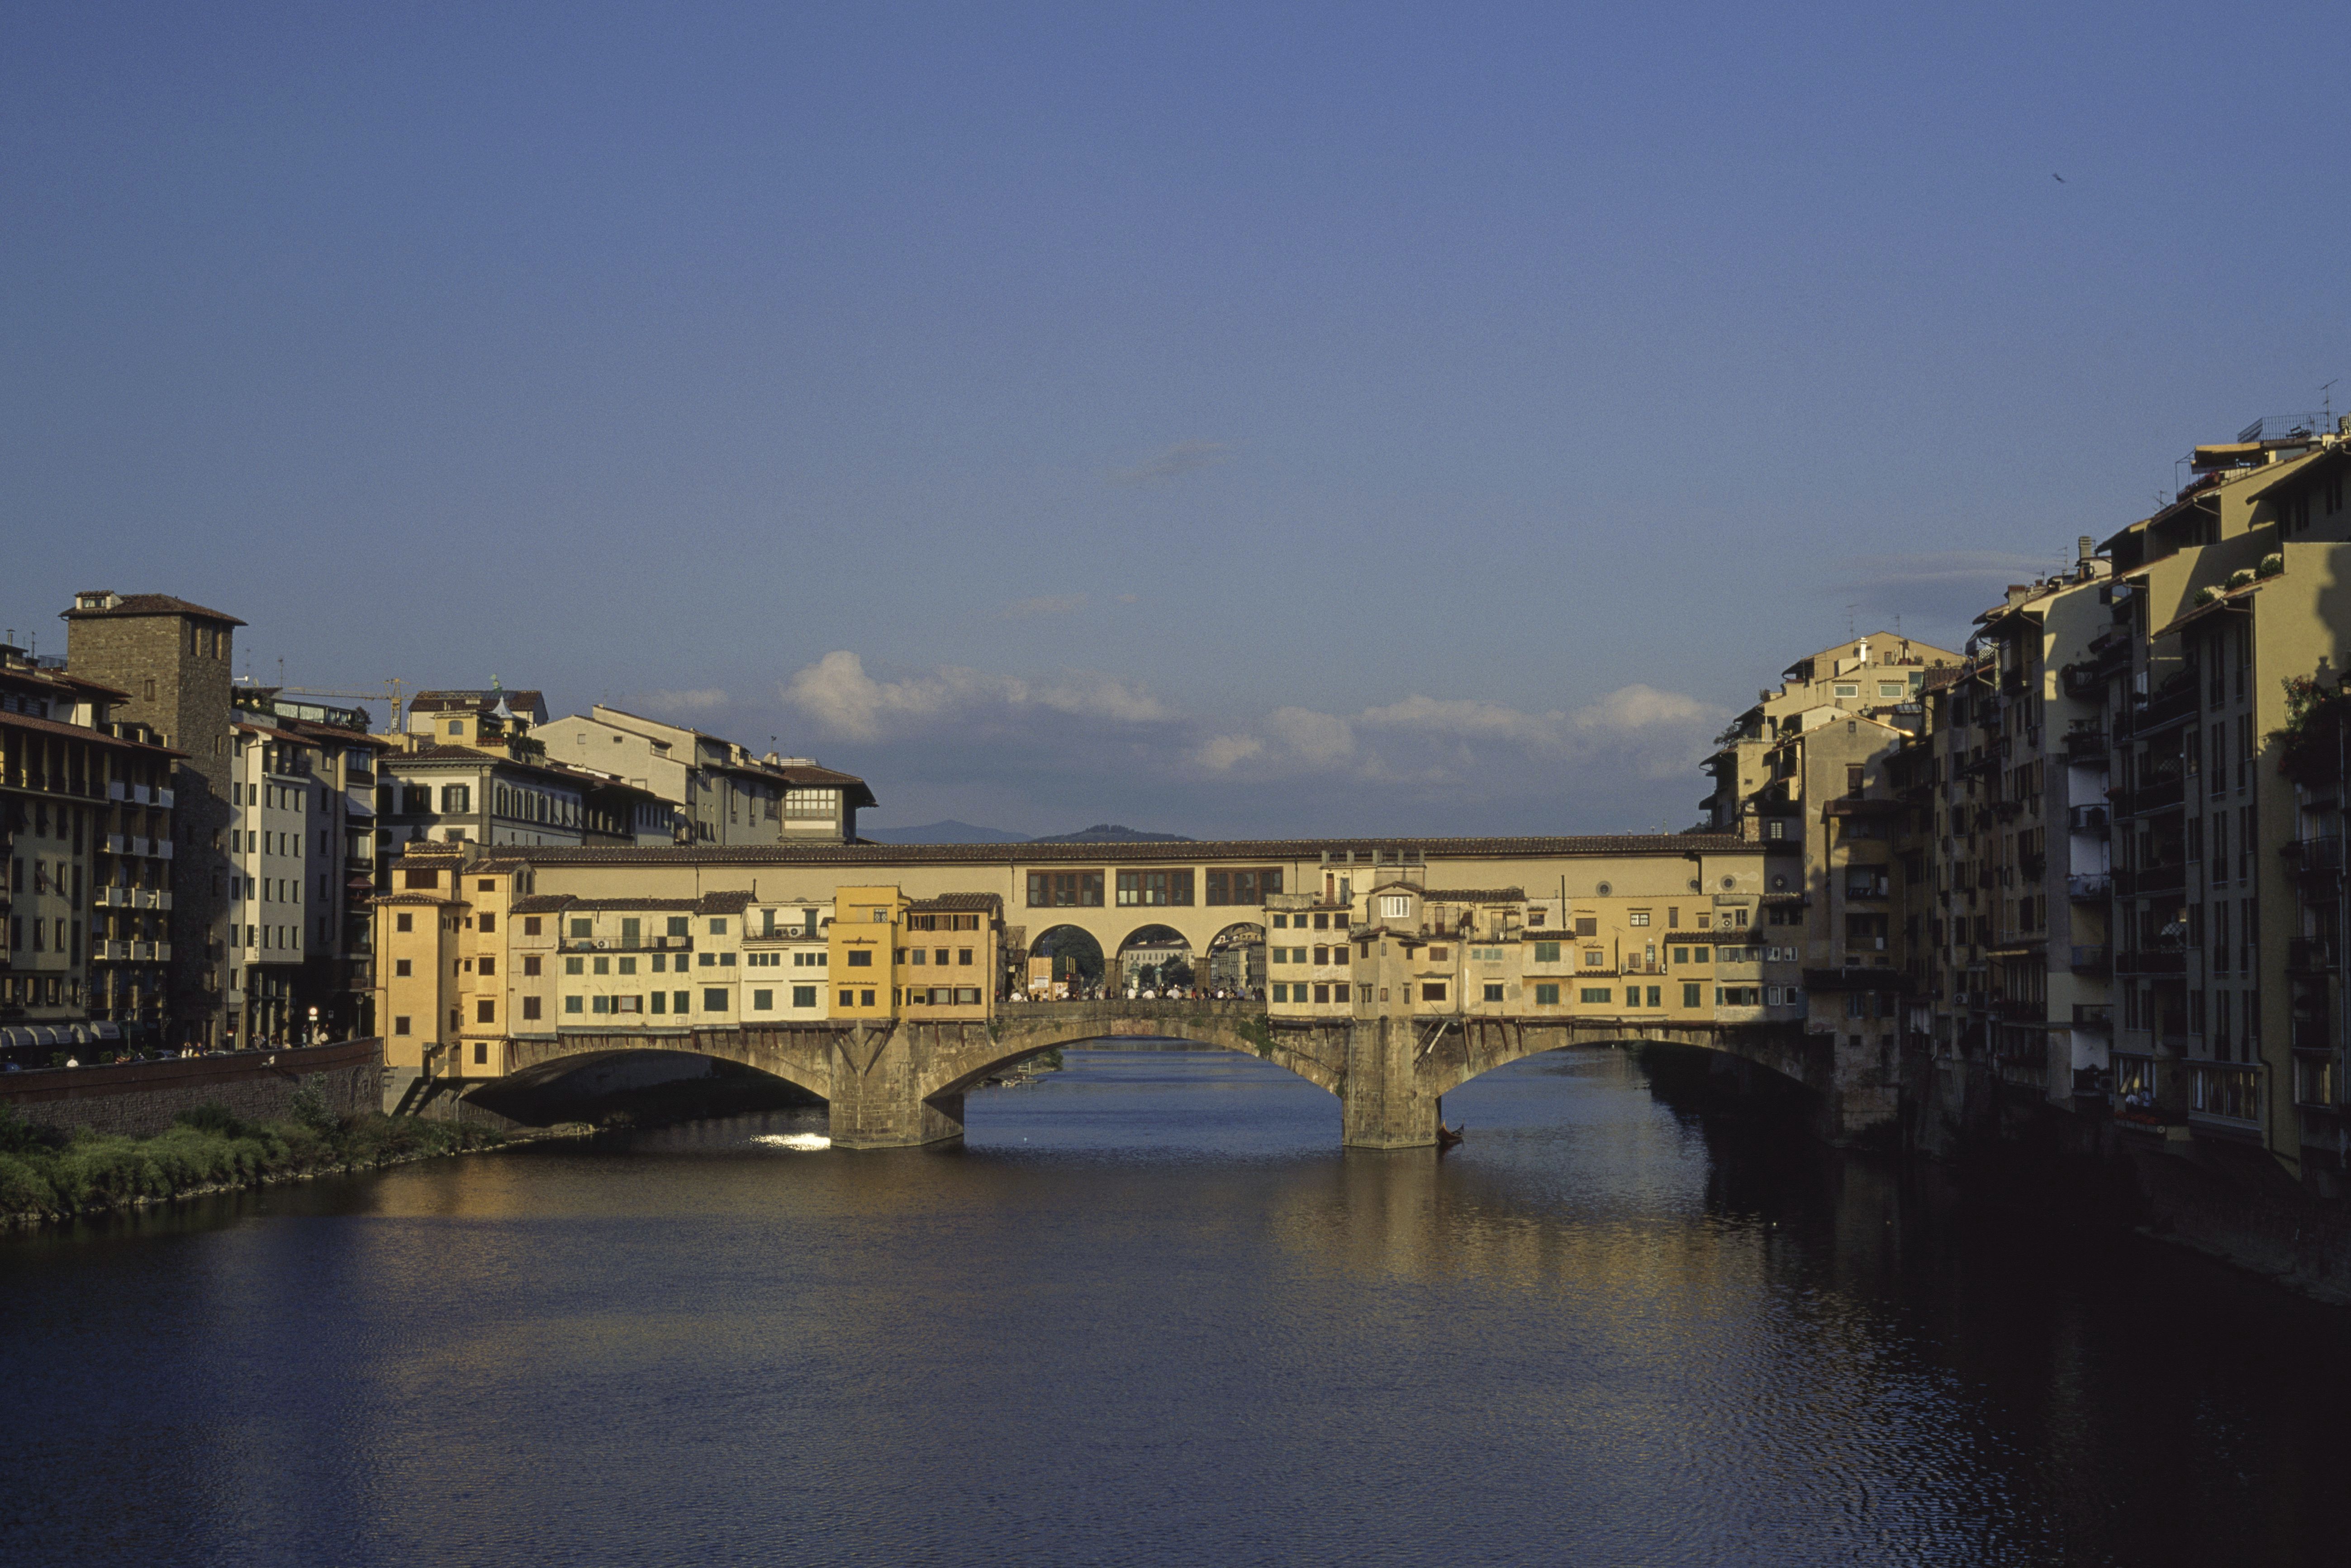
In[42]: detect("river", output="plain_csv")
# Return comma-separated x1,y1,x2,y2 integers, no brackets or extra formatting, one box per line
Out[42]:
3,1045,2346,1567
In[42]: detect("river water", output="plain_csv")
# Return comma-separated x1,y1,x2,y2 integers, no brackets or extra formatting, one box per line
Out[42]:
3,1045,2346,1567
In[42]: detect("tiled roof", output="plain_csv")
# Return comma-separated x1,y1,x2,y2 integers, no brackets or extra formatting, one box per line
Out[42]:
1419,888,1528,903
0,709,185,758
908,892,1003,912
564,897,699,912
486,833,1753,869
696,890,755,914
366,893,450,907
509,893,576,914
411,689,546,713
64,593,246,626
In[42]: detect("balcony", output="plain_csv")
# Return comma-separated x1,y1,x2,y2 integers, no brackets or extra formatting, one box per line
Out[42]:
2120,776,2185,816
92,887,170,911
2060,723,2107,760
2072,1003,2114,1030
2287,937,2337,973
1992,998,2044,1023
2070,945,2110,973
2283,836,2344,879
559,936,696,953
2119,863,2187,896
2132,680,2199,736
2114,949,2186,976
2291,1016,2332,1051
2068,804,2110,834
2067,871,2113,900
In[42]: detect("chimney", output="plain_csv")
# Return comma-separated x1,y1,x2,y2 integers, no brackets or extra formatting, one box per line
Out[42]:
2077,535,2095,564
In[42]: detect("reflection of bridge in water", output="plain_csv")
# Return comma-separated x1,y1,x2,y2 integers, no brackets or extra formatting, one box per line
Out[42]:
494,998,1843,1150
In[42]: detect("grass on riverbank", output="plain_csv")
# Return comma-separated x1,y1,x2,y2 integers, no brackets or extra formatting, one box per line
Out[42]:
0,1088,505,1220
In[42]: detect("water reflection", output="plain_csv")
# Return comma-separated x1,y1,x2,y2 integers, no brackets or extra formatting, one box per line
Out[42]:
0,1046,2344,1567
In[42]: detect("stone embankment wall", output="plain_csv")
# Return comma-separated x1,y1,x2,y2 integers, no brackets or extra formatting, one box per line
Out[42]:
0,1040,384,1137
1906,1053,2351,1307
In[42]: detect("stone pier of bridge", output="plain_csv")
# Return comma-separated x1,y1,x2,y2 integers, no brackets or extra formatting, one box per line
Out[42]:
499,999,1878,1150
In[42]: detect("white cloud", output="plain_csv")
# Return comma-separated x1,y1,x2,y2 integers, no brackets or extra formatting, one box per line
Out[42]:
1111,439,1231,485
643,687,729,713
1194,733,1264,770
781,651,1174,741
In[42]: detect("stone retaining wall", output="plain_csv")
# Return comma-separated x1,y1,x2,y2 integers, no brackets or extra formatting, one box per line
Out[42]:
0,1039,384,1137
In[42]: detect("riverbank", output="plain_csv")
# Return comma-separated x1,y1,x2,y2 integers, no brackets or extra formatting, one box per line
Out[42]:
0,1095,586,1226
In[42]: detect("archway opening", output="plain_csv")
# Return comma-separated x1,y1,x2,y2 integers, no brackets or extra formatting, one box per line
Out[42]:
465,1049,824,1129
1116,925,1193,998
1205,922,1266,998
1024,925,1106,999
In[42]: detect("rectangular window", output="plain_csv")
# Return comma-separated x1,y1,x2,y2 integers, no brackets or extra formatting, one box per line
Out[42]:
753,989,773,1010
394,1015,411,1035
1534,983,1560,1005
1482,984,1505,1002
1533,941,1561,965
479,956,496,977
522,997,541,1021
476,999,495,1023
651,992,667,1014
860,989,875,1007
570,918,591,938
674,991,690,1014
1206,869,1282,905
479,912,496,934
1273,984,1290,1003
403,867,439,889
565,956,584,975
1683,982,1702,1007
847,949,873,967
793,985,817,1008
523,956,541,978
394,959,412,978
1421,983,1447,1002
593,956,609,975
563,995,582,1014
703,988,728,1012
1575,916,1597,936
668,917,690,937
1313,984,1330,1003
591,996,609,1014
1647,986,1661,1007
1115,869,1195,907
1628,911,1650,927
524,917,541,936
1026,871,1106,907
1580,987,1611,1003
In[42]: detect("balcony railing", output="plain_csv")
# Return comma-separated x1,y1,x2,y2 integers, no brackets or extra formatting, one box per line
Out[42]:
2291,1016,2332,1050
2060,723,2107,759
2120,776,2185,816
558,936,695,953
2070,945,2110,973
2068,804,2110,834
2114,949,2186,975
2067,871,2113,900
2072,1003,2114,1029
92,887,170,910
2287,937,2337,973
2284,837,2345,877
2118,863,2186,895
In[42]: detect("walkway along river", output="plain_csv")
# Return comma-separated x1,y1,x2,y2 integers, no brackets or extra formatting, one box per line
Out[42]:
2,1045,2346,1568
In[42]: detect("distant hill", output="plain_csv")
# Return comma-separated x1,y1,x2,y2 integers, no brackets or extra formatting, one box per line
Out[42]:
858,820,1032,845
1027,823,1195,844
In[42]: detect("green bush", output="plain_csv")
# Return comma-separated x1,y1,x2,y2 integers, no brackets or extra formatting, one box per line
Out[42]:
0,1105,508,1221
2258,553,2285,579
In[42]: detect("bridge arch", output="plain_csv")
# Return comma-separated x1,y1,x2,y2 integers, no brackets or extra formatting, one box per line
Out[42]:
1112,924,1192,994
1024,924,1105,995
1203,922,1266,994
920,1001,1346,1103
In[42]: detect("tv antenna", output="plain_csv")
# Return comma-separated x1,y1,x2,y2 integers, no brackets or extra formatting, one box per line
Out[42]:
2323,378,2339,425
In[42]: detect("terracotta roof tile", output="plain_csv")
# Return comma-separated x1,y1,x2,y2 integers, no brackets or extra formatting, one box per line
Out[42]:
486,833,1751,869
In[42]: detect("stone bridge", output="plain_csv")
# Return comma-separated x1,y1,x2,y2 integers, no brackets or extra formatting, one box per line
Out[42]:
495,1000,1879,1149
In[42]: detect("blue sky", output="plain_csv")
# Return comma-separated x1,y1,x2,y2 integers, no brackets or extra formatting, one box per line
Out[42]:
5,2,2346,836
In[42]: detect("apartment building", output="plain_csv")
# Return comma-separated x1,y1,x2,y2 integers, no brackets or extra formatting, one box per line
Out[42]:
374,847,1002,1095
377,705,675,858
0,641,180,1057
534,703,874,846
61,591,242,1046
222,689,390,1045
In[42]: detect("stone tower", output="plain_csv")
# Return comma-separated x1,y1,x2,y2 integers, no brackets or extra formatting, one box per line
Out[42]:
61,592,244,1046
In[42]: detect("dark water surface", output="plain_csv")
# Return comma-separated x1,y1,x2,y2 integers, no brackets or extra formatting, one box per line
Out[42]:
4,1046,2347,1567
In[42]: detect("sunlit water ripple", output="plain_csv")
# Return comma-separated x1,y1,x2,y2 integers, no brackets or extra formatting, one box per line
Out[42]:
2,1046,2344,1567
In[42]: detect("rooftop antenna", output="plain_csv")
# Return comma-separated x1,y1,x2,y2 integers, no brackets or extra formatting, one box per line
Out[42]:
1845,603,1857,637
2324,378,2339,425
